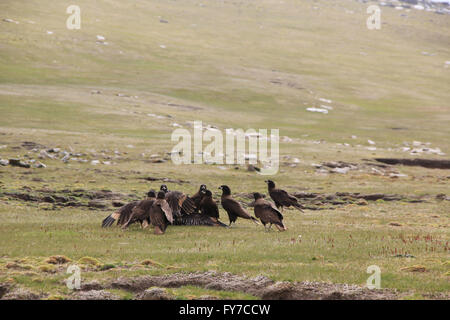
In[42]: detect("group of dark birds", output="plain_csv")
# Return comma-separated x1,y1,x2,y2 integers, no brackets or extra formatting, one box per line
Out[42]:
102,180,305,234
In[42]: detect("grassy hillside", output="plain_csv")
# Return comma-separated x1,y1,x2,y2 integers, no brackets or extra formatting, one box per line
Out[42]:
0,0,449,299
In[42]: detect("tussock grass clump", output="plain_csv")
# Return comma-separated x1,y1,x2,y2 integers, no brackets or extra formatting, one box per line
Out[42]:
37,264,57,273
400,265,427,273
5,262,33,270
45,255,71,265
77,256,101,266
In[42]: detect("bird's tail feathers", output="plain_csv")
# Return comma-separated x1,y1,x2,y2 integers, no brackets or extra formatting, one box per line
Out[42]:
102,212,120,228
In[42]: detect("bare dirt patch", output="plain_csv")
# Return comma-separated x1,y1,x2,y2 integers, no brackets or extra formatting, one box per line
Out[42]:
1,188,139,210
96,271,401,300
374,158,450,169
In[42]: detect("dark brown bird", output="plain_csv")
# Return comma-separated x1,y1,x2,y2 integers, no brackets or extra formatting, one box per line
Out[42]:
253,192,286,231
150,191,174,235
122,197,156,230
101,190,156,228
199,189,219,219
187,189,227,227
219,185,259,226
191,184,207,212
265,180,304,212
160,184,196,217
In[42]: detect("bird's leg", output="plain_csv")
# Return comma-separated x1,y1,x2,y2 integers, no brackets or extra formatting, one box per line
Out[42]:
269,223,273,231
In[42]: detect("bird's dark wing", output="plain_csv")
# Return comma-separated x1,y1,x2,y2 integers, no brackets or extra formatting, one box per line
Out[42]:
255,200,285,229
221,198,253,219
150,205,165,228
190,191,204,210
117,201,140,225
200,198,220,219
102,201,139,227
173,213,227,227
262,201,283,221
122,199,155,229
270,189,299,206
166,191,196,216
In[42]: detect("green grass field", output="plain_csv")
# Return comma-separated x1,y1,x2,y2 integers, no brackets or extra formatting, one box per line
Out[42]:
0,0,449,300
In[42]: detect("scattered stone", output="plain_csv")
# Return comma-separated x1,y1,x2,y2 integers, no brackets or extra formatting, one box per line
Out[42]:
306,107,328,114
332,167,350,174
318,98,332,104
33,161,46,168
3,18,19,24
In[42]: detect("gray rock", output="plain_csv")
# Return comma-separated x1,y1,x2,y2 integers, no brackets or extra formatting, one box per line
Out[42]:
33,161,46,168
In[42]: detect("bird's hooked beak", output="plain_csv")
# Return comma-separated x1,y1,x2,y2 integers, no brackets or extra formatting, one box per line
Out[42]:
218,186,222,190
